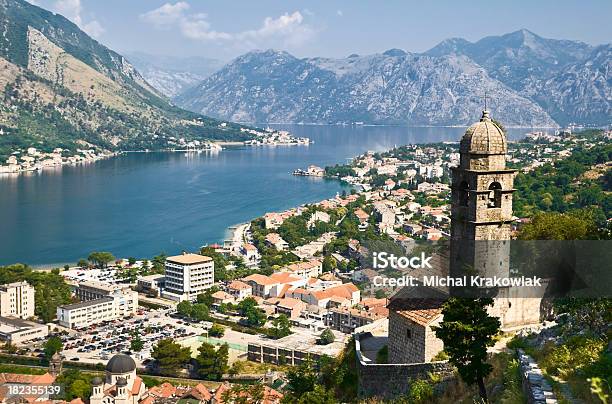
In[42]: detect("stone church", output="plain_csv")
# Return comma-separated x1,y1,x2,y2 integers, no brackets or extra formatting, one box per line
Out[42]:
388,110,542,364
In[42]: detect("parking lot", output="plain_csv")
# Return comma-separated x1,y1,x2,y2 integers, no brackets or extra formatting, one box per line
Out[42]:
23,307,274,368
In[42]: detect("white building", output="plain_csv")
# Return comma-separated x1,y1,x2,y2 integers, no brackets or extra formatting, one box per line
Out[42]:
227,280,252,301
162,253,215,301
0,281,36,319
307,211,330,228
57,281,139,329
56,298,115,329
0,316,48,344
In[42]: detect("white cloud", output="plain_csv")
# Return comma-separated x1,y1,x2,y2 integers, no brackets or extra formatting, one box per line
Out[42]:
140,2,315,49
140,1,190,27
53,0,105,38
337,10,343,17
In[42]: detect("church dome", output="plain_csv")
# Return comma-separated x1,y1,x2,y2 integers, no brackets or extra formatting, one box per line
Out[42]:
116,377,128,387
106,354,136,374
92,376,103,386
460,110,507,155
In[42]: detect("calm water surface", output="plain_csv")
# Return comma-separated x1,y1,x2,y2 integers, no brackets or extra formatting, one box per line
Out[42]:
0,125,531,265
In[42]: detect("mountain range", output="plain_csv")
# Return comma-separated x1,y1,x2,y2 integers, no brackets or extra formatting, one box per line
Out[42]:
0,0,249,161
175,29,610,127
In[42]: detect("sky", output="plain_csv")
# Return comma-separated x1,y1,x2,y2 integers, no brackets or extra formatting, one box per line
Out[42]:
28,0,612,61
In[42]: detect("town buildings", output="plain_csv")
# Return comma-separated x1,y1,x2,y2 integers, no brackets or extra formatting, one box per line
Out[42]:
162,253,215,301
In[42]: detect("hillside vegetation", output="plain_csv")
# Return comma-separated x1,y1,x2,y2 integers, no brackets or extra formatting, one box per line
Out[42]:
0,0,251,161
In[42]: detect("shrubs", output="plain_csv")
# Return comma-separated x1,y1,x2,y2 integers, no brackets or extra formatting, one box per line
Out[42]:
407,379,434,403
318,328,335,345
208,324,225,338
540,336,606,377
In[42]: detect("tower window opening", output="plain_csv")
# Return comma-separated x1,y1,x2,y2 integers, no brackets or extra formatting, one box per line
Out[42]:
459,181,469,207
488,182,502,208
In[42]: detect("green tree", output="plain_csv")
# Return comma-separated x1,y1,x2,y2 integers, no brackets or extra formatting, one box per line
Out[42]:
285,360,318,399
271,314,291,338
519,211,598,240
374,289,387,299
151,338,192,375
176,300,193,317
319,328,335,345
87,251,115,268
322,255,337,273
432,298,500,402
56,369,92,400
128,257,137,266
44,336,63,360
196,286,220,308
130,335,144,352
196,342,229,381
237,297,266,327
209,323,225,337
191,303,210,322
295,385,337,404
70,379,91,399
77,259,89,268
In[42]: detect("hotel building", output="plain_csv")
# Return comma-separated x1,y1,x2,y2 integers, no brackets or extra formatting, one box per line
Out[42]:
162,253,215,301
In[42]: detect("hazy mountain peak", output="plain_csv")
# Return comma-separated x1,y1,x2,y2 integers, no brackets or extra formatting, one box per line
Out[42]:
382,48,407,57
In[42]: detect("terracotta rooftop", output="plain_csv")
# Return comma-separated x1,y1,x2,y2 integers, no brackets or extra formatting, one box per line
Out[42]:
166,253,212,265
243,274,277,286
228,280,251,290
396,307,442,326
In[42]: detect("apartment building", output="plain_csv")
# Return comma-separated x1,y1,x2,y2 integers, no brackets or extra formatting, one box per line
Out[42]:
57,297,115,329
163,253,215,301
0,281,36,319
56,280,139,329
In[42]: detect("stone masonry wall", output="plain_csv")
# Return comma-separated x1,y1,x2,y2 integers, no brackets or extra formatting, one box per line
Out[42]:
357,334,454,399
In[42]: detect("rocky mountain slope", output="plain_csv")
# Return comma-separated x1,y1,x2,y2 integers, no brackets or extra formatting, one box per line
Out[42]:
426,29,593,92
529,45,612,126
176,49,556,127
125,52,224,98
0,0,249,161
176,30,610,127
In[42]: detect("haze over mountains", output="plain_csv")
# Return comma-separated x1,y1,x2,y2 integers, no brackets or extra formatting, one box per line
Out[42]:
171,29,610,127
125,53,224,98
0,0,248,160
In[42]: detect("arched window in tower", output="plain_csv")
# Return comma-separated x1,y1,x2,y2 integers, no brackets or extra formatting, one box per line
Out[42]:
459,181,469,207
488,182,502,208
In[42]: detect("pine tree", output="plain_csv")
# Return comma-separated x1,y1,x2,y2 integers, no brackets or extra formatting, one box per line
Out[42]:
432,298,500,402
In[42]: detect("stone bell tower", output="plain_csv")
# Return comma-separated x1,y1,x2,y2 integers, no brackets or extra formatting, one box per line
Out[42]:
450,110,516,310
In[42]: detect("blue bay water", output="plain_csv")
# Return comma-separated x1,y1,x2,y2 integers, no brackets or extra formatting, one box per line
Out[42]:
0,125,532,266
